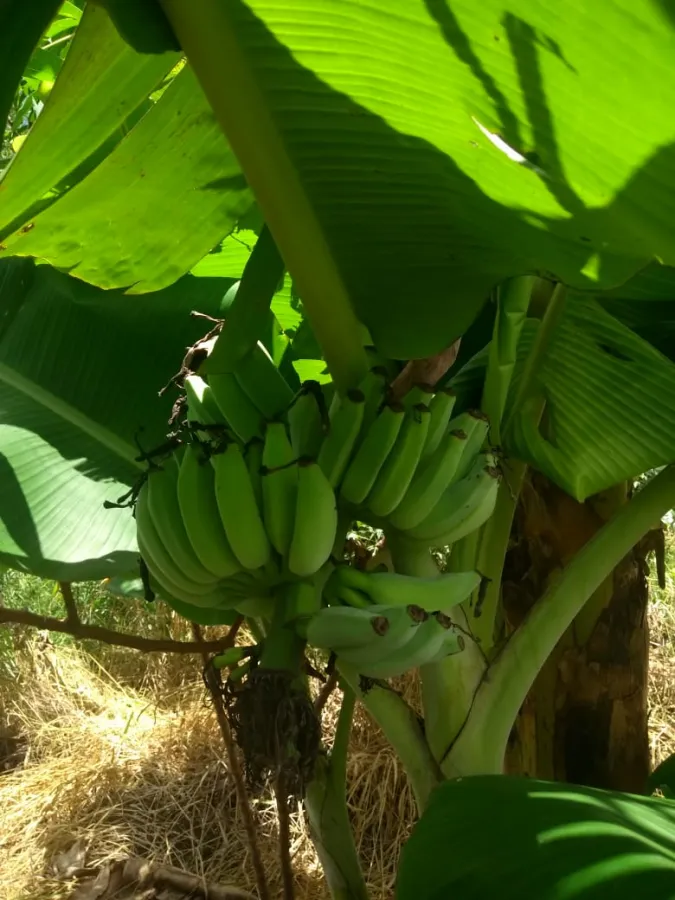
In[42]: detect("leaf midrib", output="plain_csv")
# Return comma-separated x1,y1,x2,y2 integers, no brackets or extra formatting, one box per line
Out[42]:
0,361,141,467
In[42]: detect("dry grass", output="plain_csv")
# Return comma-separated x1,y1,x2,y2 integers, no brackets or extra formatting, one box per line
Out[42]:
0,629,417,900
648,535,675,766
1,535,673,900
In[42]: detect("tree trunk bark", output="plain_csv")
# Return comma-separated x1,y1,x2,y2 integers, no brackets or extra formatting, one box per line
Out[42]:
502,472,653,794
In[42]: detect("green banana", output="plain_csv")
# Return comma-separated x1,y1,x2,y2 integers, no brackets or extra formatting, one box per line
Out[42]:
422,387,457,458
177,443,243,579
452,409,490,480
288,458,338,577
335,606,427,668
136,489,226,608
358,366,389,432
212,441,271,570
402,382,435,411
261,420,298,556
244,437,265,513
233,341,294,420
423,616,466,664
288,381,326,458
406,454,501,544
331,567,482,612
339,612,461,679
366,404,431,517
145,457,216,585
184,373,224,427
306,603,423,651
207,371,264,442
324,580,371,610
340,401,406,506
317,388,366,488
388,421,476,530
183,374,211,430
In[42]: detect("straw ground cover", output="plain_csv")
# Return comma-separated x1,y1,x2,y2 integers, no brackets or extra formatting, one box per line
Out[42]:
0,534,672,900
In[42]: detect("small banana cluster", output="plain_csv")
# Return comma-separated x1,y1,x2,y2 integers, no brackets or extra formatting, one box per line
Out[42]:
135,343,338,613
307,602,464,679
305,565,479,677
316,368,501,544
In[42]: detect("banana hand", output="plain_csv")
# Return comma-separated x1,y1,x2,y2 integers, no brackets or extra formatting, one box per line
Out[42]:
331,567,481,612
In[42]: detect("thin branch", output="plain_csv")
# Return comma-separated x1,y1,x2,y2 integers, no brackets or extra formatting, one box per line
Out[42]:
313,670,338,715
192,623,271,900
0,606,235,655
59,582,79,624
274,772,296,900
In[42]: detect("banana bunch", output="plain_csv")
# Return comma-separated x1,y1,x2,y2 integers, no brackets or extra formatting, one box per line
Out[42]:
135,366,339,612
311,366,501,545
306,603,465,679
135,338,500,627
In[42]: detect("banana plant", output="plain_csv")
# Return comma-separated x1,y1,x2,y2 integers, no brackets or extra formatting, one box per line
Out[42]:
2,2,675,899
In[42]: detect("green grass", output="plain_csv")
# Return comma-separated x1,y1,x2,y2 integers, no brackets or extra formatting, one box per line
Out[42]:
0,571,196,687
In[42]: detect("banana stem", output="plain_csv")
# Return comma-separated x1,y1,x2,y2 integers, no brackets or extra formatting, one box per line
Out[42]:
259,590,305,672
470,280,563,653
501,282,567,437
337,661,442,812
159,0,370,394
469,459,527,651
388,533,486,765
444,464,675,777
305,689,370,900
481,275,536,446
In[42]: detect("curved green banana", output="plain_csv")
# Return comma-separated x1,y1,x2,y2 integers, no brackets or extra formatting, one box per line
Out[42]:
317,388,366,488
366,404,431,517
422,387,457,459
306,603,419,651
288,458,338,577
208,371,264,442
212,441,271,570
288,381,326,458
177,443,243,579
423,616,467,664
145,457,215,585
406,454,501,544
136,490,224,607
388,418,479,531
261,420,298,556
335,603,427,667
339,612,460,679
234,342,294,420
451,409,490,481
340,401,405,506
244,437,265,513
358,366,389,432
402,382,435,411
333,567,481,612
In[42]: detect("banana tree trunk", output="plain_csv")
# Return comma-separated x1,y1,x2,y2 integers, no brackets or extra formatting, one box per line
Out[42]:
502,473,652,793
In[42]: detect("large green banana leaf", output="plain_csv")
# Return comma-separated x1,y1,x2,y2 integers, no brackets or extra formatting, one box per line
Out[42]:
0,60,252,292
396,775,675,900
449,294,675,500
4,1,675,359
0,3,179,236
0,258,233,580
